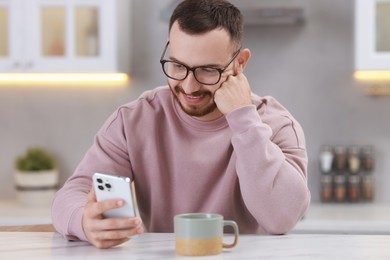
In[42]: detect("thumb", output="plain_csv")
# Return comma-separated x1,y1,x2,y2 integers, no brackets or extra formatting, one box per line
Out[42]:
88,187,97,202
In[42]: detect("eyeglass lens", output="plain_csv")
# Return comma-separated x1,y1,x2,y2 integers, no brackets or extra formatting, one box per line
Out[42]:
163,61,221,85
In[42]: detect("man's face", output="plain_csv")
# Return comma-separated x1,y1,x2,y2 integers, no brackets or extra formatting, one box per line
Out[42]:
166,22,237,121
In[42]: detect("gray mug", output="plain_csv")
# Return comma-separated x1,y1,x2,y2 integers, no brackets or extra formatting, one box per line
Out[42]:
174,213,239,256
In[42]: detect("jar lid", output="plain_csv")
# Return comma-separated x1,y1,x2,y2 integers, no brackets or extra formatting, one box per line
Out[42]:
320,145,333,153
321,175,332,183
334,146,346,154
362,146,374,155
334,175,346,183
348,175,360,183
348,146,360,155
363,175,374,182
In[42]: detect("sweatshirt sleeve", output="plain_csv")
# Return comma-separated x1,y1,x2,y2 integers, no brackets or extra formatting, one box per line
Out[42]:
226,103,310,234
51,109,132,241
51,175,90,241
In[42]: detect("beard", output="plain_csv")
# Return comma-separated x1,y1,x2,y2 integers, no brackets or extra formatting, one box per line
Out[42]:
168,83,218,118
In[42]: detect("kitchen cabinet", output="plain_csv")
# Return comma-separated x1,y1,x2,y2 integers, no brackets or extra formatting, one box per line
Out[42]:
0,0,127,73
355,0,390,71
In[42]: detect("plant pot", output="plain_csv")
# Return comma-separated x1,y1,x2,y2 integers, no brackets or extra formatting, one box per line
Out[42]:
14,169,59,207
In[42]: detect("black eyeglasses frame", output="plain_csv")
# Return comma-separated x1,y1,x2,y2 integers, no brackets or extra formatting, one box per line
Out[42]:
159,41,241,85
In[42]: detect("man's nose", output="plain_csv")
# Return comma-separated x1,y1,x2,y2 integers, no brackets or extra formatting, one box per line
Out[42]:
181,71,201,94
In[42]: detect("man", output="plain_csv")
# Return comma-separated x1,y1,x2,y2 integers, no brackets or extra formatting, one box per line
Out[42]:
52,0,310,249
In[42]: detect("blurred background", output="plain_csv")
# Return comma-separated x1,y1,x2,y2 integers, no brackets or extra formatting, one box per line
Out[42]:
1,0,390,228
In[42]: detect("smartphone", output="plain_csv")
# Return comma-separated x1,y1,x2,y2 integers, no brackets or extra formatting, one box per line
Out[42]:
92,172,136,219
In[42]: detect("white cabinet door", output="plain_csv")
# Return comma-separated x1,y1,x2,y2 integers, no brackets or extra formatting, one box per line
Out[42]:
0,0,118,73
355,0,390,71
0,0,23,72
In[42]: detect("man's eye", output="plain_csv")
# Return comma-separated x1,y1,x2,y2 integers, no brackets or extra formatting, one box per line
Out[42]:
173,63,185,69
200,67,217,74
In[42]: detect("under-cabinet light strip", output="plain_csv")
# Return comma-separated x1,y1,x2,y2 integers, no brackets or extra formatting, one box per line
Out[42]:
0,73,129,85
354,71,390,81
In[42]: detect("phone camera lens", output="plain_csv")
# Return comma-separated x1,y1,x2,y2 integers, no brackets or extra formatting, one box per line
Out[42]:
105,183,112,189
98,185,104,191
97,178,103,183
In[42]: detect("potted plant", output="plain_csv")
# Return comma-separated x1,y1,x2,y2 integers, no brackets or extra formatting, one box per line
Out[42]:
14,147,59,207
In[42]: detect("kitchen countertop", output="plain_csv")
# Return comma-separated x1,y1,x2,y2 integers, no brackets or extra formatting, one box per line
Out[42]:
292,203,390,234
0,200,52,226
1,232,390,259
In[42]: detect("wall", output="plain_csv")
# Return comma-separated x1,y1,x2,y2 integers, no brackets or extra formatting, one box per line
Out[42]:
1,0,390,203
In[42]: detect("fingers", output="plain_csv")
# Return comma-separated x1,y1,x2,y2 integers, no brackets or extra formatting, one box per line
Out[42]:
88,187,97,202
89,221,144,240
93,237,130,249
84,215,145,249
85,198,124,219
214,73,252,115
224,73,249,88
89,217,142,232
88,187,122,216
83,188,145,249
92,221,145,249
88,219,145,249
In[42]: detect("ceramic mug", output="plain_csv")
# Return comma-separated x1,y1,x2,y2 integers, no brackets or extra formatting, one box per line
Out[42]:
174,213,239,256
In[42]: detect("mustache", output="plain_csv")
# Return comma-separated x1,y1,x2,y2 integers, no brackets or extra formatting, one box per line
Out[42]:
174,86,212,97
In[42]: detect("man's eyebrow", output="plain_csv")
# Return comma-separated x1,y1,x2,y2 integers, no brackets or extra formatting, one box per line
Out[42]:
169,56,222,68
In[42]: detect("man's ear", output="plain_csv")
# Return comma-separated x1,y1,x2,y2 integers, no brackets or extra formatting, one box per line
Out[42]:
236,48,251,73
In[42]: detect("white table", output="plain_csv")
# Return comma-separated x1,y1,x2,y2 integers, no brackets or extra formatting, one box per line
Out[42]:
1,232,390,259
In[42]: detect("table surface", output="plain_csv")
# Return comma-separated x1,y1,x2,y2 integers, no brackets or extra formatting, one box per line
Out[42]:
1,232,390,259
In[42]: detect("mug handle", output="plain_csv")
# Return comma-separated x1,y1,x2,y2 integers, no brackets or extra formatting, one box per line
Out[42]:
222,220,239,249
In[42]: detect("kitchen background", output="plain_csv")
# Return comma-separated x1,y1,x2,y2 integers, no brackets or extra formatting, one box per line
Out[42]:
1,0,390,204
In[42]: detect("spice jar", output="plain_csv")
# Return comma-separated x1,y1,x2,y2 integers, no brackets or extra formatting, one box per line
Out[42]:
319,146,334,173
334,174,346,202
321,174,333,202
348,175,361,202
362,146,375,172
362,174,374,201
347,146,361,174
334,146,347,172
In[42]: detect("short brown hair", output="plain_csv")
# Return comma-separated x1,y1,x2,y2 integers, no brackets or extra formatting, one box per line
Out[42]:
169,0,243,48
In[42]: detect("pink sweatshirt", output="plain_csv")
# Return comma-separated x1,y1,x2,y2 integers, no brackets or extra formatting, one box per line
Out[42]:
52,86,310,241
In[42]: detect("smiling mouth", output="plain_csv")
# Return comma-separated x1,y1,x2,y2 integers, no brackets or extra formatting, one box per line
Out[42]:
175,86,211,104
185,93,204,99
182,93,205,104
171,85,218,117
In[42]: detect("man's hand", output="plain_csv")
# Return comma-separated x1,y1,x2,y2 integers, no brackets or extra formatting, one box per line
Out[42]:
214,73,252,115
82,188,144,249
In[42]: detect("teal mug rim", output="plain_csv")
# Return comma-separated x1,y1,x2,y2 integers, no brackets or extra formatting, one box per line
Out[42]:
174,213,223,221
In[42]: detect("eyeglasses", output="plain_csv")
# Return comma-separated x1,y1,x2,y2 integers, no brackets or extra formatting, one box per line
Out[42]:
160,42,241,85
